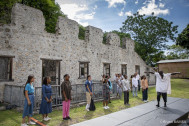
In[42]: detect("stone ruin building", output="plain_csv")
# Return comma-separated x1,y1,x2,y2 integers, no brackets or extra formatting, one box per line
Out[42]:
0,3,155,103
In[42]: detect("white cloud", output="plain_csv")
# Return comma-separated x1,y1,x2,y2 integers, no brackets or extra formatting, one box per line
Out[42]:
159,3,165,8
59,3,96,26
105,0,126,8
125,11,133,16
135,0,139,5
118,11,124,16
138,0,169,16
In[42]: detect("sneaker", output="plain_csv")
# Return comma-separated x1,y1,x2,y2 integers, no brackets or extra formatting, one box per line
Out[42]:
144,100,147,103
27,121,36,125
86,108,89,111
103,106,107,109
156,104,160,107
21,123,28,126
43,117,49,121
106,106,110,109
46,116,51,120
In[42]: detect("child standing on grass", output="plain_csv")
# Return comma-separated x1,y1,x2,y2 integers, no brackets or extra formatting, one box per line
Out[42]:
61,74,72,120
103,78,110,109
141,75,148,103
39,77,52,121
121,75,130,105
21,75,36,126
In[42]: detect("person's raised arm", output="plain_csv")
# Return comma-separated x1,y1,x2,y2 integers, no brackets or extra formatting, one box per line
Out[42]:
171,72,181,75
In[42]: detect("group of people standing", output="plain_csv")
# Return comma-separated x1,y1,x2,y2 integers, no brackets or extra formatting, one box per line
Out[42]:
21,74,72,126
21,70,178,126
21,75,53,126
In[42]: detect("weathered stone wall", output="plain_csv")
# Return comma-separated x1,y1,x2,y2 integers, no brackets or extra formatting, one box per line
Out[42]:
0,3,155,101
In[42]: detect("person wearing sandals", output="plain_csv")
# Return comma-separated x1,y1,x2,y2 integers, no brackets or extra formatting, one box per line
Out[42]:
103,78,110,109
39,77,52,121
61,74,72,120
21,75,36,126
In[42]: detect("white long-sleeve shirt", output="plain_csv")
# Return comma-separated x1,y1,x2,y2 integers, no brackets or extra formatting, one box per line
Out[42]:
155,72,171,94
132,77,138,87
121,79,130,91
136,74,140,80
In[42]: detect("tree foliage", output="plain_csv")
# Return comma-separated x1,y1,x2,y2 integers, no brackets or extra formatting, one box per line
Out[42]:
0,0,66,33
78,25,86,40
176,24,189,49
165,45,189,59
121,12,178,66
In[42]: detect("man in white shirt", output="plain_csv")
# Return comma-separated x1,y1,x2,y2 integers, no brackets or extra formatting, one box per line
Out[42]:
121,75,130,105
132,73,138,97
136,72,141,91
145,70,180,107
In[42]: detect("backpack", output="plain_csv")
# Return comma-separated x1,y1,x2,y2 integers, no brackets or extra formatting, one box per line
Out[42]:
89,98,96,111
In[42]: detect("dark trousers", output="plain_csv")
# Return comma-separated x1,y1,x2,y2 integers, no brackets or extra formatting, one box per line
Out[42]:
124,91,129,104
142,88,148,101
138,80,140,91
157,92,167,102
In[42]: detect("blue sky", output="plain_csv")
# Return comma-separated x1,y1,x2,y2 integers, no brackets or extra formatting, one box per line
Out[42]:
55,0,189,45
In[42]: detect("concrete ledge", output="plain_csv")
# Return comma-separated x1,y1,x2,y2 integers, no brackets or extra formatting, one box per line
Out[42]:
71,97,189,126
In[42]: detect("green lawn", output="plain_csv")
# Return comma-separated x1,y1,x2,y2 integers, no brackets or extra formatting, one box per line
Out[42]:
0,79,188,126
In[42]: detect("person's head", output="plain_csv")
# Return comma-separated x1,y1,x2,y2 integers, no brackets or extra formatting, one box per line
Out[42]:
43,76,51,85
105,75,110,79
136,72,138,75
134,73,137,77
26,75,35,84
131,75,133,78
124,75,127,79
118,74,121,77
159,71,164,79
87,75,91,81
116,74,118,77
64,74,70,81
102,74,105,78
104,78,108,83
143,75,146,80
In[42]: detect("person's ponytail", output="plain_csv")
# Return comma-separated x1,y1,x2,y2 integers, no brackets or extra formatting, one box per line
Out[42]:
23,75,34,96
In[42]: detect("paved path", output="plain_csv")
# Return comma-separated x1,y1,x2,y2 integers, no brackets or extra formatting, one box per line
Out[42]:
71,97,189,126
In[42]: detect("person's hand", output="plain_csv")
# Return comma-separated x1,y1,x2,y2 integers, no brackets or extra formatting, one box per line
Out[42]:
90,92,93,96
65,97,68,102
28,100,31,105
46,98,50,102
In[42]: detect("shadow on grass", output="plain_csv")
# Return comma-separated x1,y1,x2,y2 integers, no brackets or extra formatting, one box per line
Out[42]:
84,111,95,120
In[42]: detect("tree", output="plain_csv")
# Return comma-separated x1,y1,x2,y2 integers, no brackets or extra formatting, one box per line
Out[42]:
0,0,20,24
165,45,189,59
120,12,178,66
0,0,66,33
176,24,189,49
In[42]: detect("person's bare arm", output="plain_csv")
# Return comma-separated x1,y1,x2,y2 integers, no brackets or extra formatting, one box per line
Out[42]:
171,72,181,75
63,90,68,102
87,85,92,95
25,90,31,105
